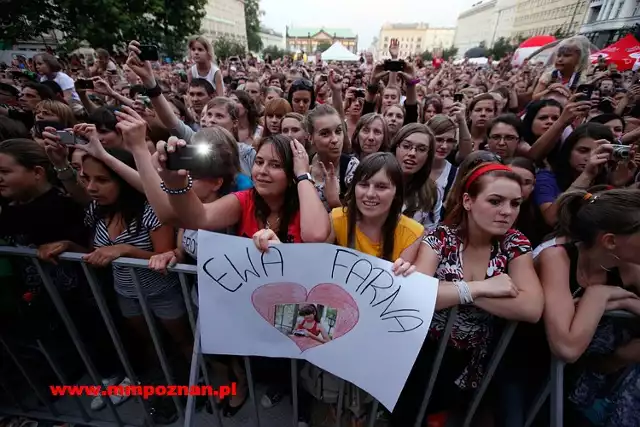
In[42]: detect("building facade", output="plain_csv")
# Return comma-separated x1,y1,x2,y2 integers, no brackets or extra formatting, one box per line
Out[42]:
200,0,248,47
259,27,285,50
511,0,588,38
378,23,456,59
286,27,358,54
580,0,640,48
453,1,498,56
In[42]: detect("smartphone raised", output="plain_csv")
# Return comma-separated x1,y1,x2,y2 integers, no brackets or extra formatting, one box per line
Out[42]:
138,45,160,62
165,144,215,172
35,120,65,136
599,99,614,114
575,84,594,101
354,89,366,98
75,79,94,90
56,131,88,146
384,60,405,72
454,93,464,103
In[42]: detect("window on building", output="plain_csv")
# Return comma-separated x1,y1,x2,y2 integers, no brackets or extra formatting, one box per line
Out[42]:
385,36,389,41
615,0,624,18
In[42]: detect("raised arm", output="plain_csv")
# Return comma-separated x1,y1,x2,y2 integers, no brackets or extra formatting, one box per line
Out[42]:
152,137,244,231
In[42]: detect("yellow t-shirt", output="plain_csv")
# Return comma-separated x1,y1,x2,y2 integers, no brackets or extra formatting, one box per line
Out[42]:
331,208,424,261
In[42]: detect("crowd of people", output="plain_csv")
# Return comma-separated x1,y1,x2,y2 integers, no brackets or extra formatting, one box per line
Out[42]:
1,32,640,427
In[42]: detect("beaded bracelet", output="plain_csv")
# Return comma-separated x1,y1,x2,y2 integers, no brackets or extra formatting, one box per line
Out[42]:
160,175,193,195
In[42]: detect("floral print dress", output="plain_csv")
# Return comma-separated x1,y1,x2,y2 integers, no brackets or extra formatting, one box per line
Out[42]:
422,224,532,389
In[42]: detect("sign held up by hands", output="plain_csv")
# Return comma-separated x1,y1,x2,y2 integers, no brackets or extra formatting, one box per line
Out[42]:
197,231,438,410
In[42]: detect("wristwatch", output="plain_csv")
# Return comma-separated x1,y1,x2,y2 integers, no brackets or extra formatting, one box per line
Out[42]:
296,173,314,184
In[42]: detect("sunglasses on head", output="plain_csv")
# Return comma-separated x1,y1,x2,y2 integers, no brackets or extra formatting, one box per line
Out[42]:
291,79,313,90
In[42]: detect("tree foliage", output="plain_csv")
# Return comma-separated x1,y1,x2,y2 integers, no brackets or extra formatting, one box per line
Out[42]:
421,46,458,61
1,0,61,44
489,37,515,58
442,46,458,60
262,45,287,60
245,0,264,52
421,50,433,61
214,36,246,61
317,42,332,53
4,0,207,59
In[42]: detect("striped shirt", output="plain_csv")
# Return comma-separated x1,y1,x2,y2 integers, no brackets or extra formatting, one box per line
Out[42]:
85,201,179,298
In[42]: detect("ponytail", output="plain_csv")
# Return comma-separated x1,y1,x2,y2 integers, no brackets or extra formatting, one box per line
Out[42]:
555,190,589,242
556,188,640,246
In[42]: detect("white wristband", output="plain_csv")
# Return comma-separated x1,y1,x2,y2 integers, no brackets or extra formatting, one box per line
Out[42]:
455,280,474,304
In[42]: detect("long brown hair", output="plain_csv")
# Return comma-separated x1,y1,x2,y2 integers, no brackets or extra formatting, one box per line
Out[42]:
342,152,404,261
445,163,522,242
390,123,437,219
252,135,299,242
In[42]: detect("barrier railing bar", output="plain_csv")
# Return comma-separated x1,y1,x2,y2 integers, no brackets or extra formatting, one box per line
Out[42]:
177,272,219,421
129,267,185,423
0,407,139,427
243,356,261,427
335,379,345,427
0,336,58,416
524,379,550,427
32,258,125,426
291,359,298,427
0,247,197,275
80,263,155,427
184,323,199,427
414,306,459,427
550,357,564,427
184,317,222,427
178,272,197,335
366,400,379,427
36,339,92,422
463,321,518,427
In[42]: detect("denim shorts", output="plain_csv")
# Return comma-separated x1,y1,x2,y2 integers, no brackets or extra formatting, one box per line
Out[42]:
116,286,186,320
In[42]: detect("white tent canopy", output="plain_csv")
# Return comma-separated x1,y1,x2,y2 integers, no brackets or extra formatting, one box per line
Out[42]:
321,42,359,62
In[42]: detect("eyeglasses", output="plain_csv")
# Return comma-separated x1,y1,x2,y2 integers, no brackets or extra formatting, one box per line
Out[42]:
435,136,457,145
489,134,519,144
399,141,429,153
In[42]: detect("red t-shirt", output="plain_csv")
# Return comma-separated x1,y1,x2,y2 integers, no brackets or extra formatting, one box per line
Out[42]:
233,189,303,242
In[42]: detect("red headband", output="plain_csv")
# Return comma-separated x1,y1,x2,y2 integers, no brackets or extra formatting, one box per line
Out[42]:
464,164,513,192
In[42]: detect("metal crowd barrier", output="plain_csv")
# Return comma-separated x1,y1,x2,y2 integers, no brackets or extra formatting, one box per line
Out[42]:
0,246,575,427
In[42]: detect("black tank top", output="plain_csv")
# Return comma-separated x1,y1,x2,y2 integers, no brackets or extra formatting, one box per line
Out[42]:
560,242,623,298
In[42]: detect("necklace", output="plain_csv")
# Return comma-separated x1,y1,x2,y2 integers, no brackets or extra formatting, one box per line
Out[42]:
266,216,280,230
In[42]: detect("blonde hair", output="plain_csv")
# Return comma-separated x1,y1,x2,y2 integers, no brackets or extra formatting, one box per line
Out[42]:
35,100,76,127
188,36,214,62
555,35,591,73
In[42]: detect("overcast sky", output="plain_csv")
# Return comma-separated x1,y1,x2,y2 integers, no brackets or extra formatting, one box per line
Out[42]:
260,0,475,50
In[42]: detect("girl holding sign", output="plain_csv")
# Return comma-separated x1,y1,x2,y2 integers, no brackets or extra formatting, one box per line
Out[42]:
391,162,544,425
254,152,422,273
149,133,329,244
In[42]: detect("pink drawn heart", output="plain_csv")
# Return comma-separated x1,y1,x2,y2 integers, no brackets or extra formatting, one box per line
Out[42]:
251,283,359,352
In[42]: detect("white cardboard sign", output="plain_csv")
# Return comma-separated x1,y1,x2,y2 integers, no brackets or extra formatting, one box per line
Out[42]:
197,231,438,410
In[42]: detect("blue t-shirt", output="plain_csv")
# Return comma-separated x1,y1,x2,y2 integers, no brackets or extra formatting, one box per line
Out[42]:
234,174,253,191
533,170,561,207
